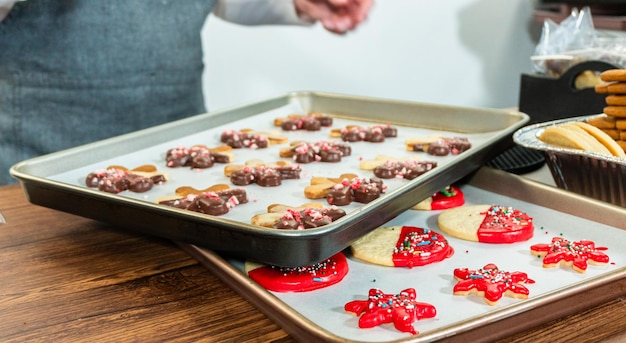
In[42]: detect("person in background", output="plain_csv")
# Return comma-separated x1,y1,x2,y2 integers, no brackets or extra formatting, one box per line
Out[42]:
0,0,373,184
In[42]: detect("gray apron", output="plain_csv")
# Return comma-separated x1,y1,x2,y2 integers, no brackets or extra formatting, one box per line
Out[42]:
0,0,216,184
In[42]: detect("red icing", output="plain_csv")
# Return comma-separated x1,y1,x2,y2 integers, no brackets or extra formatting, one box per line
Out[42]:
453,263,534,305
430,186,464,210
530,237,609,273
477,205,534,243
392,226,454,268
247,252,348,292
344,288,436,335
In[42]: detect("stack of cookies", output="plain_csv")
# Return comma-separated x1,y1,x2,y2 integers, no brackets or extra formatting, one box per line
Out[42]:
592,69,626,153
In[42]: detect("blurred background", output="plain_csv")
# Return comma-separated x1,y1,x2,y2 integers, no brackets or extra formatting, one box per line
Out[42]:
201,0,541,111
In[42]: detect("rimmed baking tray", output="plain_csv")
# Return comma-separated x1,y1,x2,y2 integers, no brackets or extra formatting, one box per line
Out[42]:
10,91,528,266
514,114,626,207
180,167,626,342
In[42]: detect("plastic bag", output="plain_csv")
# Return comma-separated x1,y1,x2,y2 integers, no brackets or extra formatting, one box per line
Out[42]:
531,6,626,77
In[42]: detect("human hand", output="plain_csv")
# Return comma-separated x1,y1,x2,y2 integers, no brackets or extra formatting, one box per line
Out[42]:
294,0,373,34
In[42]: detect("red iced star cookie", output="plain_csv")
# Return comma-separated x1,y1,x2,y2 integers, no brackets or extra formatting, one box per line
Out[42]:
244,252,348,292
344,288,436,335
350,226,454,268
530,237,609,273
453,263,535,306
412,185,464,210
438,204,534,243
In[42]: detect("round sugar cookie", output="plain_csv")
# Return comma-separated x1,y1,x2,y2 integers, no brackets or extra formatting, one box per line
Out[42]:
412,185,464,210
559,123,614,155
350,226,454,268
616,119,626,130
570,121,626,157
244,252,349,292
602,128,620,140
604,106,626,118
600,69,626,82
539,125,612,155
606,95,626,106
595,83,610,94
586,115,616,129
607,83,626,94
437,205,534,243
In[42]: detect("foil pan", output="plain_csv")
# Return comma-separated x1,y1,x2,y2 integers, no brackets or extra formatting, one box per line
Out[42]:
11,91,528,266
513,114,626,207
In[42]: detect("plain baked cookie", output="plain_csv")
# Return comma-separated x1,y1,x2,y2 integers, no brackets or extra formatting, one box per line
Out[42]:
600,69,626,82
604,106,626,118
350,226,454,268
607,83,626,94
437,204,534,243
538,123,613,155
605,95,626,106
595,83,610,94
587,115,617,129
570,122,626,157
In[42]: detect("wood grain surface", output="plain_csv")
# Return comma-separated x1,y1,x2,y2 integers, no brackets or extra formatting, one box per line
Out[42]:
1,184,624,342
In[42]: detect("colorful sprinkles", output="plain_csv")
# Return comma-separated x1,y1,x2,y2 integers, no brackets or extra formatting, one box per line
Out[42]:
344,288,436,335
391,226,454,268
530,237,610,273
453,263,535,305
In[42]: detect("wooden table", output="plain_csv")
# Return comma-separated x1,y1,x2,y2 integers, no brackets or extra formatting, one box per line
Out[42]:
1,183,625,342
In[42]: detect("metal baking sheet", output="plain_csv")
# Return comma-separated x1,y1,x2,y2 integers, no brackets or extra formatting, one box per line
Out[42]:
10,91,528,266
180,167,626,342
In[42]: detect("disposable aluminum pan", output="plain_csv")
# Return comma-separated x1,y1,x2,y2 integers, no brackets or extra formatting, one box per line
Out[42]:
513,114,626,207
11,91,528,266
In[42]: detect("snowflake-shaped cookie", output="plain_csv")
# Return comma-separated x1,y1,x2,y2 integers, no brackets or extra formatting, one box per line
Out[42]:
453,263,535,306
530,237,609,273
344,288,436,335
